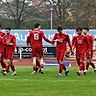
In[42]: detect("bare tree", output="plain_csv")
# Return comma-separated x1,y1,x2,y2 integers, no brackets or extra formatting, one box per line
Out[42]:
0,0,32,28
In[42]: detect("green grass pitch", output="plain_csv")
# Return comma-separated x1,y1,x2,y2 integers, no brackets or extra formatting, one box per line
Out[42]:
0,66,96,96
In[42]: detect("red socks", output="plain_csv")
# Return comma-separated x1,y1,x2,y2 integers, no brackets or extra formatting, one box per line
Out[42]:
59,64,66,74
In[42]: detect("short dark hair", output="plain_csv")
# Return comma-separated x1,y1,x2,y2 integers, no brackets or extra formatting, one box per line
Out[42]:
35,23,40,28
76,27,82,32
57,26,63,31
6,27,11,31
83,28,89,31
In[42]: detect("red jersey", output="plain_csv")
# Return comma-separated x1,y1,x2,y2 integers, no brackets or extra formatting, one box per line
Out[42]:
0,31,5,37
0,31,5,50
52,32,72,51
4,34,16,49
72,35,90,53
85,34,94,51
27,28,51,47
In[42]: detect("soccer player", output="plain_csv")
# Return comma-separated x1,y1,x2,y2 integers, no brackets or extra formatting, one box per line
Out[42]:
27,23,52,74
3,27,16,75
72,27,90,76
27,28,41,73
0,25,7,75
51,26,72,77
82,28,96,72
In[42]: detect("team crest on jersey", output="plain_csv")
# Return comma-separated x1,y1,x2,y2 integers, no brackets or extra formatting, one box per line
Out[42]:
77,40,83,44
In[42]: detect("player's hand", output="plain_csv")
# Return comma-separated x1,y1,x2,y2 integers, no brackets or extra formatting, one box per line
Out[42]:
54,39,59,42
71,50,74,55
27,43,30,46
6,43,13,45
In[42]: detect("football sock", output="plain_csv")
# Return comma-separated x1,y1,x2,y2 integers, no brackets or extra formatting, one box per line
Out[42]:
1,60,6,69
80,62,85,71
11,65,15,72
40,64,44,71
77,59,80,66
6,65,10,72
59,64,66,74
90,62,95,69
86,63,90,70
33,66,37,71
59,64,63,74
36,59,40,67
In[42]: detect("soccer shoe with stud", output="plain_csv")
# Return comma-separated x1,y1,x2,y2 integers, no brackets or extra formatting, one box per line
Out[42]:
12,71,16,75
77,72,81,76
94,69,96,73
36,68,41,73
31,71,36,74
2,70,7,76
65,70,69,76
56,73,61,78
40,70,44,74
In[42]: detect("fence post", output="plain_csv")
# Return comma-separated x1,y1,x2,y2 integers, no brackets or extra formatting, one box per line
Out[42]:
19,47,22,61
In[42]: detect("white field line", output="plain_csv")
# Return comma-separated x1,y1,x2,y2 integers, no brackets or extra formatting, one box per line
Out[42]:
0,78,96,83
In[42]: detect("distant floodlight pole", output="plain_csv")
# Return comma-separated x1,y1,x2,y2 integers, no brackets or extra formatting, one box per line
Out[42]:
50,7,53,30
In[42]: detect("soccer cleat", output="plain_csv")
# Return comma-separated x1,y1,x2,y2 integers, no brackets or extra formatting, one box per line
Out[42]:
65,70,69,76
56,73,61,78
36,67,38,72
77,72,81,76
31,71,36,74
65,53,70,57
40,70,44,74
84,70,88,73
94,69,96,73
83,72,86,76
36,68,41,73
2,70,7,76
12,71,16,75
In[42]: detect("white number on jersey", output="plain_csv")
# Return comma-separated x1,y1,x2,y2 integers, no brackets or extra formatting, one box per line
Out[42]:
34,33,39,40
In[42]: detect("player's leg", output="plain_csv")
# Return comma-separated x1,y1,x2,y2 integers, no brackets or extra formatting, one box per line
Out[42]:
61,52,69,76
77,53,85,76
90,52,96,72
85,52,90,72
0,53,6,70
0,53,7,76
76,53,80,66
39,57,44,74
6,49,16,75
32,57,37,74
56,51,69,77
38,47,44,74
31,47,37,74
56,51,66,77
8,60,16,75
56,51,62,77
86,51,96,72
36,58,41,72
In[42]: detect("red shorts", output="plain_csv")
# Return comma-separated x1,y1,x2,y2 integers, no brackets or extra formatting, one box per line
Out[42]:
76,52,85,62
32,46,43,57
6,48,14,60
56,49,65,61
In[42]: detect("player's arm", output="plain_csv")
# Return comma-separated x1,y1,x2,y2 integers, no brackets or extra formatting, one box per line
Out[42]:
66,35,72,51
26,36,31,46
8,36,16,47
72,36,76,50
85,37,91,53
42,32,52,43
26,32,32,46
51,34,58,44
